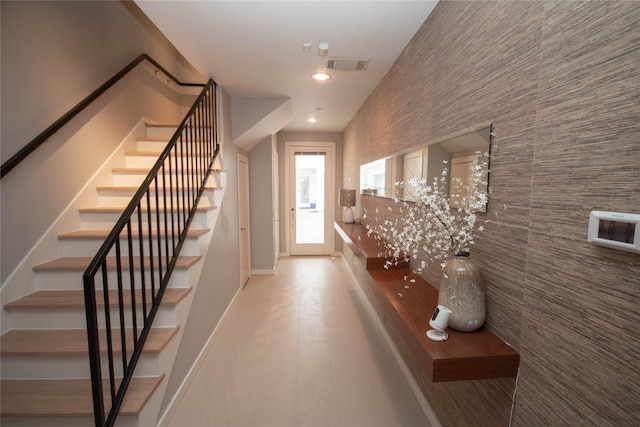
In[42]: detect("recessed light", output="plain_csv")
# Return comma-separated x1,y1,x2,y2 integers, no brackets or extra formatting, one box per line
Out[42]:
311,72,331,81
307,117,318,123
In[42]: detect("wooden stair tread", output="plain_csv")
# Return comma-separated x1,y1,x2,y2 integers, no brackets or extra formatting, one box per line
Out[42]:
1,327,178,355
4,288,191,310
58,228,209,239
145,123,177,128
33,255,201,271
0,376,163,417
136,136,171,142
78,205,216,213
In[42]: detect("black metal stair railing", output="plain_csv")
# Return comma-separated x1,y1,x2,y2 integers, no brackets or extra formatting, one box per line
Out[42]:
82,79,219,427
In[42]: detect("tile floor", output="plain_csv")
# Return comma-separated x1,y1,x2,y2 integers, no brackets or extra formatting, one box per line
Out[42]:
168,256,432,427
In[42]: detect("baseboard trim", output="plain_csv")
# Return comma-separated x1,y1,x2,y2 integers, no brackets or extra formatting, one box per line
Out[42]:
156,285,243,427
251,268,275,275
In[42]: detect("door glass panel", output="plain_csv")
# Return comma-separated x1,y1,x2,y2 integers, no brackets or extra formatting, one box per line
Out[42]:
295,152,325,244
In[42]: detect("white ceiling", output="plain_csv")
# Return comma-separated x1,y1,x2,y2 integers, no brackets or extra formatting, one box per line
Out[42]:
135,1,438,134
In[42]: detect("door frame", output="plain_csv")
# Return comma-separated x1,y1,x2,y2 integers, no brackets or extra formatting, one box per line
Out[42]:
237,153,251,286
284,141,335,256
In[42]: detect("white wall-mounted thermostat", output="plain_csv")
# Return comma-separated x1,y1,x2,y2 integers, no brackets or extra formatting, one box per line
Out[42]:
588,211,640,254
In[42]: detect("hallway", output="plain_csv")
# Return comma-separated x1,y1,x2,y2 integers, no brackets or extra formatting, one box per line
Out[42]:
167,256,433,427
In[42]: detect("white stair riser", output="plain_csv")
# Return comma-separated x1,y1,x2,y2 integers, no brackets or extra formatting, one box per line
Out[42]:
1,351,162,379
145,125,177,139
124,155,211,169
136,140,211,152
96,188,216,198
59,237,202,258
90,188,215,206
5,303,181,330
111,172,147,187
135,140,170,152
111,171,220,187
146,124,210,136
93,196,215,210
33,269,192,291
79,211,212,229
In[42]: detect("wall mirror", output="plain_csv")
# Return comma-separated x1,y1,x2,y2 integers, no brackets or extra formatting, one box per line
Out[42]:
360,124,492,203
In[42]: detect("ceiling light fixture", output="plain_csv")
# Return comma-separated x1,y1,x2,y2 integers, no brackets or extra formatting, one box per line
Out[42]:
307,117,318,123
311,72,331,81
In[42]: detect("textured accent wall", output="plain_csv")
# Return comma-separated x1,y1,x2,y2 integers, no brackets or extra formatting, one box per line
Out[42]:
343,2,640,426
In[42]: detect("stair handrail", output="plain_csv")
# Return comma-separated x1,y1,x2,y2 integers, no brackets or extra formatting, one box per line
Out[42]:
1,53,205,178
83,79,218,427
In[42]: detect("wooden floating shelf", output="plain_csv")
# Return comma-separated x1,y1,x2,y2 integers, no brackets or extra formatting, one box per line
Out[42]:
335,221,519,382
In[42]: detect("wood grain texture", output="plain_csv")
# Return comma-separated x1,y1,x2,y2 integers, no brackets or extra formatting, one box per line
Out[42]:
336,221,519,382
3,288,191,309
518,2,640,425
0,376,163,416
344,1,640,426
32,255,201,271
0,327,177,355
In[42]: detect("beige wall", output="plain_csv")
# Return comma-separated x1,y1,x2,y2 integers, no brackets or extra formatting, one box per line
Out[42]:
1,0,203,159
249,135,277,271
0,1,204,282
343,1,639,426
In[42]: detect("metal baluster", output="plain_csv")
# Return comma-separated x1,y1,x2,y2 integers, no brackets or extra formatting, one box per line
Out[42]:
115,239,127,376
127,218,138,344
154,175,163,288
146,190,156,304
137,200,148,322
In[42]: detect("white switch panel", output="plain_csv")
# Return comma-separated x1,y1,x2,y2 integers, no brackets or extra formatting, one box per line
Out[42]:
588,211,640,253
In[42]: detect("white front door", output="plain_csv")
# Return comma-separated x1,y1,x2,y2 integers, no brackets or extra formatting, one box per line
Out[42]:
237,154,251,286
286,142,335,256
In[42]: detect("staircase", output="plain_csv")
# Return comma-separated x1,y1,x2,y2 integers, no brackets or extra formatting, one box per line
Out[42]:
0,123,224,426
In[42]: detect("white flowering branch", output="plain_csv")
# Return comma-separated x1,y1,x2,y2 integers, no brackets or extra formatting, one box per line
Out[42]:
365,151,490,297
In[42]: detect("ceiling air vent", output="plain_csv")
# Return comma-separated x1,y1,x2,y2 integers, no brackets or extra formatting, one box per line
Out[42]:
325,58,370,71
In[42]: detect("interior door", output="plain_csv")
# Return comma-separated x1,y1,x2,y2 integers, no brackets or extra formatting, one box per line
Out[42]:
287,142,335,256
273,151,280,264
237,154,251,286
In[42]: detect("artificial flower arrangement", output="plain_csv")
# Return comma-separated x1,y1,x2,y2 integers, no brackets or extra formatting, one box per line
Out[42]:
364,151,491,297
